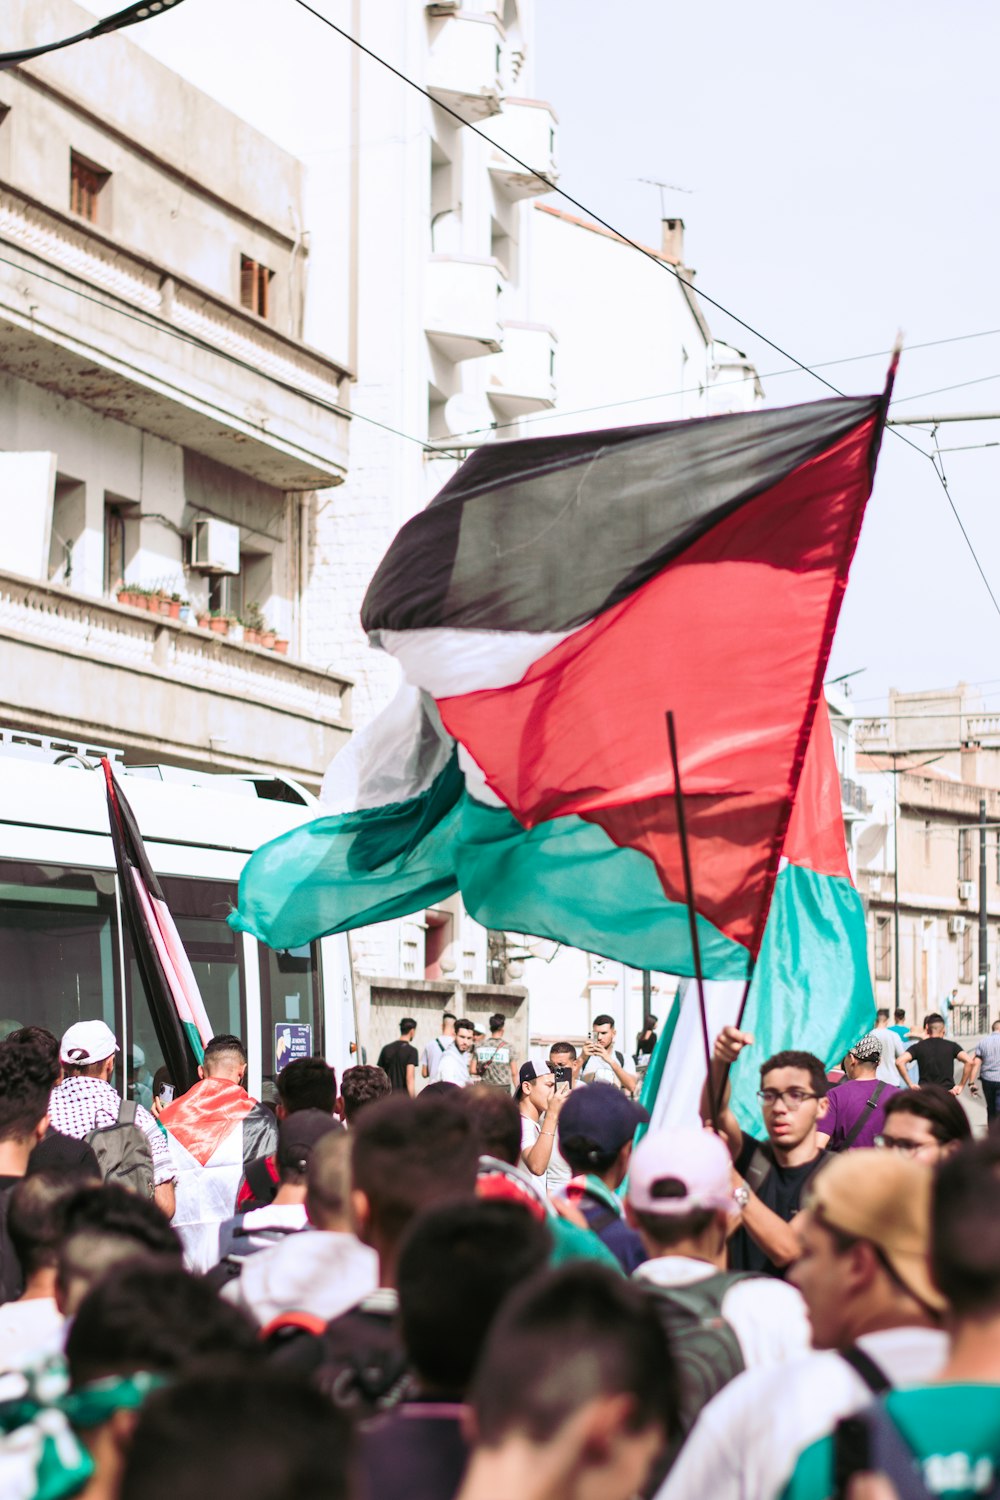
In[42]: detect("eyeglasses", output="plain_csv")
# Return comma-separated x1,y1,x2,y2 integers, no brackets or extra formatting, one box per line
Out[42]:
756,1088,819,1110
874,1134,931,1156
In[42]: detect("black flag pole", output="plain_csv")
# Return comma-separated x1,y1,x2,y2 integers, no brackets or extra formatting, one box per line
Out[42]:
665,711,719,1132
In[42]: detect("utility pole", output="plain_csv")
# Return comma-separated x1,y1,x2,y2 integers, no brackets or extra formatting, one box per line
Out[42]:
980,798,989,1032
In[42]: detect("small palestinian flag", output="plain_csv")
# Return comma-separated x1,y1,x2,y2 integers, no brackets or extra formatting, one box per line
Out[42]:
103,760,213,1090
233,385,890,978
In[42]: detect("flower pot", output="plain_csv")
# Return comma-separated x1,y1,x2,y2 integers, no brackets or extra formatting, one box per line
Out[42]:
116,591,133,608
209,617,229,635
243,629,260,647
273,638,289,655
260,631,276,649
159,598,173,617
168,601,182,619
197,614,212,630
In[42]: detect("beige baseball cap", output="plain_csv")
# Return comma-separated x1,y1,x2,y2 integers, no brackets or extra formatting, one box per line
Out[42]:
804,1149,946,1313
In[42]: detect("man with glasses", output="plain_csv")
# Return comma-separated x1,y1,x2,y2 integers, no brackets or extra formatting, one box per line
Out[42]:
701,1027,829,1277
875,1082,972,1163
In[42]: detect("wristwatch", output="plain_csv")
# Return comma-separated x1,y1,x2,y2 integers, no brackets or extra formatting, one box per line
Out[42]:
732,1183,750,1212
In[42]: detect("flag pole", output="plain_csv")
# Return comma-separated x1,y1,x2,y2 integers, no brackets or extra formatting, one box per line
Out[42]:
665,711,719,1131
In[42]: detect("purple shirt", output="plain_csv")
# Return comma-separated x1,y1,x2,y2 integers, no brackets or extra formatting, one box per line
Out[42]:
820,1077,898,1149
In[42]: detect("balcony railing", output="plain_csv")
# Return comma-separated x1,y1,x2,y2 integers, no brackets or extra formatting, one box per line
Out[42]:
479,98,559,199
0,569,351,786
485,322,556,414
426,10,503,123
426,256,503,362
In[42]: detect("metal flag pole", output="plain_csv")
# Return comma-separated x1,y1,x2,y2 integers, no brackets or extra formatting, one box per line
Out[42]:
665,710,719,1130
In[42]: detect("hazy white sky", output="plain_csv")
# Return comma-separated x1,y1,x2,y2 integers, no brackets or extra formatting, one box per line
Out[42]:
73,0,1000,713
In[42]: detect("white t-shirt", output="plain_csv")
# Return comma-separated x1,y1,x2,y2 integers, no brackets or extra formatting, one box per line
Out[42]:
873,1026,906,1085
222,1227,379,1327
0,1298,64,1373
656,1324,949,1500
438,1048,472,1087
519,1115,571,1194
420,1036,454,1081
633,1255,811,1370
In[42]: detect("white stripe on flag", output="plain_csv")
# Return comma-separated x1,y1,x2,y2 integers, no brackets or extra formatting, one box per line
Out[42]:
645,979,746,1135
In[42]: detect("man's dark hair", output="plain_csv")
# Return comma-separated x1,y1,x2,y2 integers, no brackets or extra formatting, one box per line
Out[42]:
592,1014,615,1029
876,1009,889,1023
489,1013,506,1034
549,1042,577,1061
454,1019,475,1036
8,1174,75,1279
352,1095,479,1247
759,1050,829,1097
470,1263,677,1447
57,1184,183,1311
460,1088,522,1165
203,1033,247,1069
629,1206,716,1249
120,1370,353,1500
924,1013,945,1029
67,1262,259,1386
277,1057,337,1115
0,1045,52,1143
399,1018,417,1035
340,1065,392,1124
398,1200,550,1393
932,1138,1000,1318
442,1012,457,1026
559,1132,619,1178
894,1009,906,1023
4,1027,61,1087
418,1080,459,1099
883,1084,971,1144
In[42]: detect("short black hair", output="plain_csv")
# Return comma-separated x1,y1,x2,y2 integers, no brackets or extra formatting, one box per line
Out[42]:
548,1042,577,1061
277,1057,336,1115
340,1065,392,1124
4,1027,60,1088
894,1009,906,1022
471,1263,678,1447
876,1009,890,1022
883,1084,971,1145
932,1139,1000,1318
489,1013,506,1033
57,1184,183,1313
67,1262,259,1386
203,1034,247,1068
924,1013,945,1029
454,1019,475,1036
629,1206,716,1249
442,1012,457,1025
399,1018,417,1035
459,1088,522,1166
759,1050,829,1097
8,1174,75,1279
592,1014,615,1029
120,1370,353,1500
0,1044,52,1143
398,1201,551,1392
352,1095,479,1248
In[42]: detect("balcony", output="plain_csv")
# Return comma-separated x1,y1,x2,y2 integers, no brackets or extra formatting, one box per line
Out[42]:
426,256,503,362
0,182,350,490
485,322,556,415
426,10,503,123
0,570,351,788
840,775,871,819
479,98,559,199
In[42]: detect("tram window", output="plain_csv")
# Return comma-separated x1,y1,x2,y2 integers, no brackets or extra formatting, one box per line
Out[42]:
259,942,324,1089
124,877,246,1108
0,859,120,1055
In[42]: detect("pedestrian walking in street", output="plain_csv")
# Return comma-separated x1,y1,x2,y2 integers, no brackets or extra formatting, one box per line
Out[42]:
895,1013,976,1095
378,1018,420,1096
816,1033,897,1151
421,1012,458,1081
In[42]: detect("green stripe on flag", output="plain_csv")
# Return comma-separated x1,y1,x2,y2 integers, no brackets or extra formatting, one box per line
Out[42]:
182,1020,205,1066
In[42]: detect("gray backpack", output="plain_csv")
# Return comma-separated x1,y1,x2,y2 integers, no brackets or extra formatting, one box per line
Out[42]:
86,1098,155,1199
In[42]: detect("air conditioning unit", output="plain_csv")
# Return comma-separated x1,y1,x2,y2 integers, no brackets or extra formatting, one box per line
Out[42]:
948,915,968,936
958,881,975,903
190,518,240,575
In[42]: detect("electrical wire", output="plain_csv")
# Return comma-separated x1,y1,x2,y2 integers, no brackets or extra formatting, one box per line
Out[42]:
928,430,1000,624
889,372,1000,406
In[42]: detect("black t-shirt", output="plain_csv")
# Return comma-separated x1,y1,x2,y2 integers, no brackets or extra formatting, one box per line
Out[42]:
908,1037,962,1088
730,1134,826,1277
377,1039,419,1093
359,1400,468,1500
0,1175,23,1305
30,1129,101,1180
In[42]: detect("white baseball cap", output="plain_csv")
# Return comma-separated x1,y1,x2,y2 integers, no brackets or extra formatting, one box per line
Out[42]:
60,1020,119,1066
628,1128,734,1215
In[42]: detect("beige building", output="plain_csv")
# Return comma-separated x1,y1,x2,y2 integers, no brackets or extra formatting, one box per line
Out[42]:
0,0,353,787
855,685,1000,1033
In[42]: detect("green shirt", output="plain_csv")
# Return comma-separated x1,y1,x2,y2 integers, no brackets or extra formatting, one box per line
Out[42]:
783,1386,1000,1500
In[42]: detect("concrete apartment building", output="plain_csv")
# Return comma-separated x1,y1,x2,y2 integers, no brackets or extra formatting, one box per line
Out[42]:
854,684,1000,1032
0,0,353,787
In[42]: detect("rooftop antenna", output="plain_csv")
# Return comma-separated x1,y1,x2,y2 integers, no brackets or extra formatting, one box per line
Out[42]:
637,176,695,219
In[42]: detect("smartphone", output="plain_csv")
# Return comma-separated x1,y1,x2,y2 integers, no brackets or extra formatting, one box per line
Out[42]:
157,1083,175,1105
553,1065,573,1093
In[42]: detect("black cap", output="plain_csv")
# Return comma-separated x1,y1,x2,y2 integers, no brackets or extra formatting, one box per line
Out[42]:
276,1109,341,1173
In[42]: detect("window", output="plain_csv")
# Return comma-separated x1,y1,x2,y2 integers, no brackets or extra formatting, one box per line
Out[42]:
70,152,109,224
960,923,974,984
959,827,973,882
425,910,455,981
240,256,272,318
104,496,139,597
874,915,892,981
259,943,324,1090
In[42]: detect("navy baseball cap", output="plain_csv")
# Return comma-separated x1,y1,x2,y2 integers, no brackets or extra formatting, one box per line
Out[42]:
558,1083,649,1155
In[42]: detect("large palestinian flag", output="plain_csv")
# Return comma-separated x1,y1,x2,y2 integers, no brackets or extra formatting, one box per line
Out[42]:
233,389,890,977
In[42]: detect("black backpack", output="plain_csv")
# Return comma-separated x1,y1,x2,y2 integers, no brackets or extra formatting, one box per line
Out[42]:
833,1401,1000,1500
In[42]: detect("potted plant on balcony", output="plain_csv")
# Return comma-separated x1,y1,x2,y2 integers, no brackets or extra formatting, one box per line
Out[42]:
259,625,277,649
196,608,212,629
167,593,185,620
273,637,289,655
116,585,136,608
241,602,264,647
209,610,230,636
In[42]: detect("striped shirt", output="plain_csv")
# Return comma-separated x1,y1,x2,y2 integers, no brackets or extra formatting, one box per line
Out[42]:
48,1076,175,1185
975,1033,1000,1082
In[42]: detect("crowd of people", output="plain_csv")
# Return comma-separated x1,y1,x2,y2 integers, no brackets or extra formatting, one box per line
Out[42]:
0,1002,997,1500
